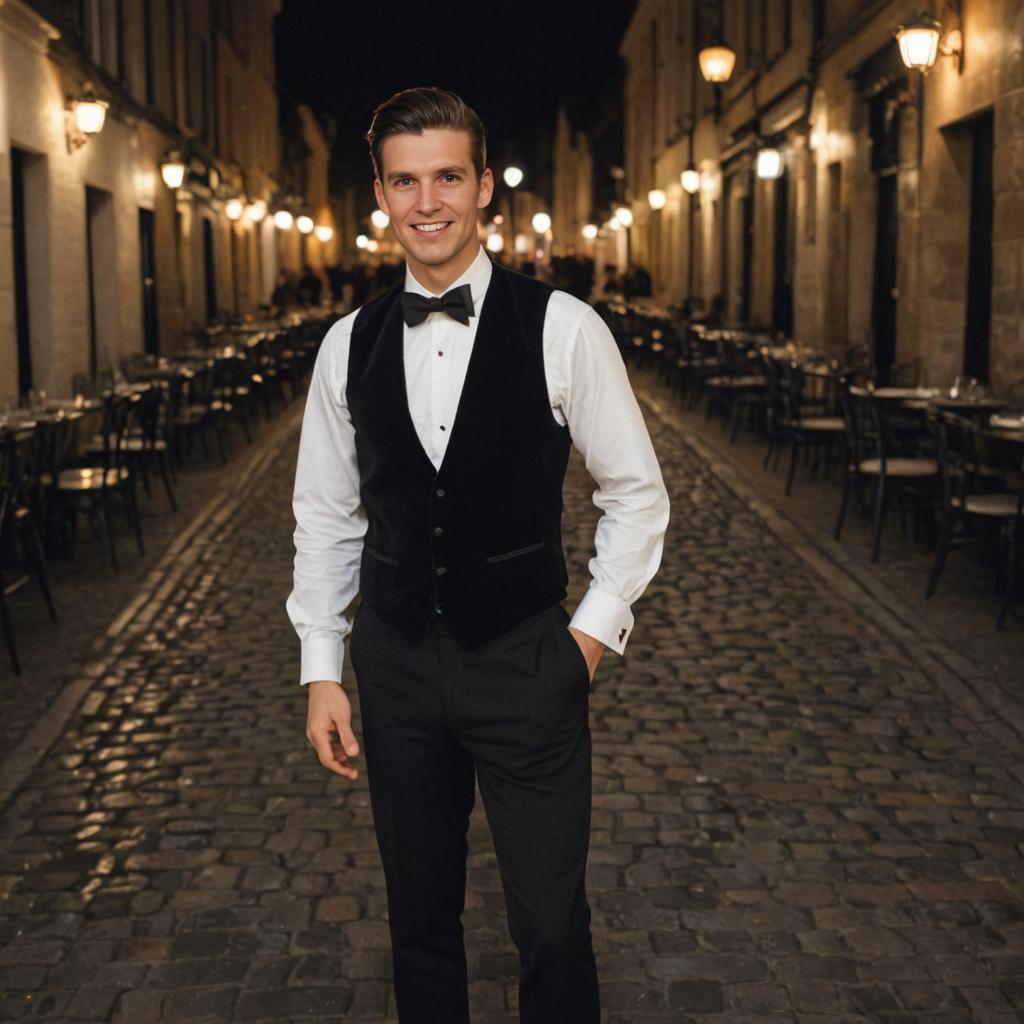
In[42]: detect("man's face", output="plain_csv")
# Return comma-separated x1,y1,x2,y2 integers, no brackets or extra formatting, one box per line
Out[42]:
373,128,493,279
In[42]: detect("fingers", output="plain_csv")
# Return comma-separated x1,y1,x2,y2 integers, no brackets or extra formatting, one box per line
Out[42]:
307,715,361,780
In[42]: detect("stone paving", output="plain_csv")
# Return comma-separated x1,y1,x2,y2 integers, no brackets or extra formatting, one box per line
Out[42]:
1,381,1024,1023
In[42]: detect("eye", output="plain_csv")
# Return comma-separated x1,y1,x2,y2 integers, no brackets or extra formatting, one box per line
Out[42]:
441,173,460,184
395,177,413,187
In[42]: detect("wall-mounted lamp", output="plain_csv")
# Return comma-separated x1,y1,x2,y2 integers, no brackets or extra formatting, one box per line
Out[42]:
314,224,333,243
296,215,314,235
485,233,505,253
896,11,963,72
245,199,267,223
531,211,552,234
224,199,244,221
613,206,633,228
65,84,108,152
370,209,390,229
273,210,294,230
756,148,784,180
160,152,187,190
648,189,667,210
581,223,599,240
681,165,701,195
356,234,369,250
698,43,736,84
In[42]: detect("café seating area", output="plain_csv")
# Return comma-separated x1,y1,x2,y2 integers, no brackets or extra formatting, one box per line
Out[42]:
597,299,1024,632
0,310,338,676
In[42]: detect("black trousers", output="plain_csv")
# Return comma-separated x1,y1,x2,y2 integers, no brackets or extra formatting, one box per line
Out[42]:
348,599,601,1024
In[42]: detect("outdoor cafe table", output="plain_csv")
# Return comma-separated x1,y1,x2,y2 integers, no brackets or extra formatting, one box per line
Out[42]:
927,395,1009,418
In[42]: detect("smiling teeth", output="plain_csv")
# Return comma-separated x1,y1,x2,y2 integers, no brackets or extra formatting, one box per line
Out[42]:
414,223,448,232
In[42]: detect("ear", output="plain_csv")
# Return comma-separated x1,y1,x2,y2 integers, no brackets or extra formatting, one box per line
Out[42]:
373,178,388,215
476,167,494,210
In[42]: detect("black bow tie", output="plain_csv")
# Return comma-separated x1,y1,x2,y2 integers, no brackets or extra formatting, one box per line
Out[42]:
401,284,475,327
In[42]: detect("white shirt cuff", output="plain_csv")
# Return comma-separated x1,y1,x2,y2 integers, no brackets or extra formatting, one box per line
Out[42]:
569,586,635,655
299,634,345,686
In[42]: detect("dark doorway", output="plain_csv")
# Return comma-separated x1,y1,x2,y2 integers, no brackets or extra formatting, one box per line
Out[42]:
85,186,105,378
772,172,793,336
139,208,159,355
739,191,753,324
963,110,993,383
10,148,33,397
202,216,217,322
871,171,899,384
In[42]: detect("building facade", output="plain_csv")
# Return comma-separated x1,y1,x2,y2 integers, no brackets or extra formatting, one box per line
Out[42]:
0,0,302,401
620,0,1024,390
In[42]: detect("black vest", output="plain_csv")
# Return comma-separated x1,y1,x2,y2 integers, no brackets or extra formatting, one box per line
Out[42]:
346,261,572,649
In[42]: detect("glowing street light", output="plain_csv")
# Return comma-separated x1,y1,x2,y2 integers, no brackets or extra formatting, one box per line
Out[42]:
895,13,942,70
314,224,333,242
273,210,294,230
72,93,108,135
648,189,667,210
296,215,314,234
698,43,737,84
681,165,701,195
581,224,599,240
245,199,267,223
531,211,552,234
614,206,633,227
485,233,505,253
356,234,369,249
756,148,784,180
225,199,244,221
370,209,390,229
514,233,529,254
503,166,524,188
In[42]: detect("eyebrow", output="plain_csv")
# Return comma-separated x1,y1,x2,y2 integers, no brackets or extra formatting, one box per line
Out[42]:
386,165,469,183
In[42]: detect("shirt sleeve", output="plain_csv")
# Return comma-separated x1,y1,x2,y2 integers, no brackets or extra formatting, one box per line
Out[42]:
561,304,671,655
285,314,366,685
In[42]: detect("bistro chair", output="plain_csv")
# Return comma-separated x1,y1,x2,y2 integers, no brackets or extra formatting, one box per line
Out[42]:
926,411,1024,628
834,382,939,561
56,392,145,571
703,334,765,429
0,432,59,676
105,382,178,512
778,360,845,495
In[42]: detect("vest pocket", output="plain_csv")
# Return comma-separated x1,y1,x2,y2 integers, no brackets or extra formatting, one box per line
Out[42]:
364,544,399,566
484,539,545,563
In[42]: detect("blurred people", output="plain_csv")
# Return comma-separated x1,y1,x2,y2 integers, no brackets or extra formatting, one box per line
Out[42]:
271,269,297,311
297,264,324,306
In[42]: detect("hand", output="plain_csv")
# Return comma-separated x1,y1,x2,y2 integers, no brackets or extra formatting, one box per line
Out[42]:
567,627,606,685
306,680,361,780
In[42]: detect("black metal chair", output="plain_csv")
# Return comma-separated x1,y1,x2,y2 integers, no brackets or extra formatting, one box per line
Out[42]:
778,360,845,495
1,432,59,675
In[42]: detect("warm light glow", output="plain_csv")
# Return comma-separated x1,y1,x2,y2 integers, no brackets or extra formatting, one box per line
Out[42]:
896,14,941,70
698,44,736,84
356,234,369,249
296,215,314,234
606,216,621,232
581,223,599,240
514,233,529,254
531,211,552,234
681,167,701,194
366,239,379,252
756,148,784,180
503,166,524,188
493,214,504,225
73,98,108,134
314,224,334,242
225,199,244,221
273,210,294,230
160,158,186,190
614,206,633,227
485,233,505,253
648,189,667,210
245,199,267,223
370,209,390,229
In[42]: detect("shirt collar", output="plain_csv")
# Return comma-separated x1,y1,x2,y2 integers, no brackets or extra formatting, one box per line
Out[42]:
404,245,492,317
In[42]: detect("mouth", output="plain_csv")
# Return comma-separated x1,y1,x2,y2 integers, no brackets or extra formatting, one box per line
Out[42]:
411,221,452,236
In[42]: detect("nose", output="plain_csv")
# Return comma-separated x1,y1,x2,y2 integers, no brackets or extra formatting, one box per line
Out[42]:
416,182,441,215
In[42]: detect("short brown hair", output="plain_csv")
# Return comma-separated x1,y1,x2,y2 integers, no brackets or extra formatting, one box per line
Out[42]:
365,87,487,181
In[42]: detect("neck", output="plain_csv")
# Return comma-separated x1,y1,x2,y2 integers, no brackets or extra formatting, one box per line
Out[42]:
407,242,479,295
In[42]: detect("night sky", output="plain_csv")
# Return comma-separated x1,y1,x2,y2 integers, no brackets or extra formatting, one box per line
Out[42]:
274,0,637,206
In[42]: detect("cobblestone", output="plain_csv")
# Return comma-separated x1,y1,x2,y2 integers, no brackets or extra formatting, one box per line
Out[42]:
0,375,1022,1021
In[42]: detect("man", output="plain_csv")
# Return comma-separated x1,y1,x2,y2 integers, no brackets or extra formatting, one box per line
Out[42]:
286,87,669,1024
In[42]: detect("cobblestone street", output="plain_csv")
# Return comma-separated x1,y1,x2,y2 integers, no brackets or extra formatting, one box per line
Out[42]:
2,376,1024,1023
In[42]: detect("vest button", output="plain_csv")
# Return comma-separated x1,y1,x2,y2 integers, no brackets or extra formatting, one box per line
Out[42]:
435,487,445,498
435,565,447,576
433,526,444,537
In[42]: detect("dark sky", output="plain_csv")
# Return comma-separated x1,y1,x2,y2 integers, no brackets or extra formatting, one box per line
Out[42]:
274,0,636,199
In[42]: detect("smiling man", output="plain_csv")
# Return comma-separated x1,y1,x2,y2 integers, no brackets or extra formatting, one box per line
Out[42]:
287,87,670,1024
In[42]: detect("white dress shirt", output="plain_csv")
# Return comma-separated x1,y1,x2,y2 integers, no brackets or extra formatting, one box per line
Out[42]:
286,245,670,685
